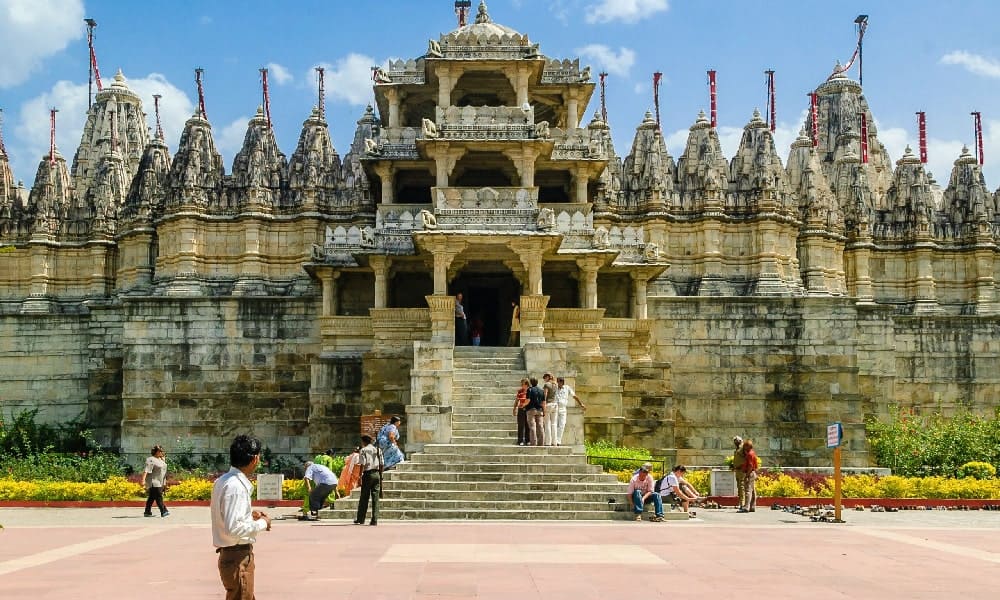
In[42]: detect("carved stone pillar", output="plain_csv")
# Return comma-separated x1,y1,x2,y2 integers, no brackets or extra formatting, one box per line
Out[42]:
370,255,391,308
503,148,538,188
425,294,456,343
631,273,649,319
320,270,340,316
566,90,579,129
576,257,601,309
21,242,53,313
574,167,589,204
912,238,941,314
422,237,466,295
435,66,455,107
385,88,401,129
520,250,544,295
428,146,465,188
372,163,395,204
849,223,875,305
973,222,999,315
519,294,549,344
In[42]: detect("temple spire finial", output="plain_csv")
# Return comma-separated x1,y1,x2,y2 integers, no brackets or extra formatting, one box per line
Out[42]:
475,0,492,24
454,0,471,27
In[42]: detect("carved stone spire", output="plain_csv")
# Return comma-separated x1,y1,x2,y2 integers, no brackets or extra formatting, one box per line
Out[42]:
942,145,993,227
883,144,935,237
163,111,225,213
26,149,74,238
227,106,287,211
77,144,128,239
676,110,729,212
589,111,621,215
70,69,150,203
120,135,172,230
475,0,492,24
621,110,674,213
0,136,27,241
729,108,792,215
341,105,378,208
811,73,892,208
787,126,841,233
287,107,343,210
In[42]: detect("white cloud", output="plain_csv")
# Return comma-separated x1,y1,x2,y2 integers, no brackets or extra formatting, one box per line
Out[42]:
940,51,1000,79
633,82,647,95
575,44,636,77
11,73,194,185
215,115,253,165
127,73,196,148
14,80,89,173
0,0,85,88
266,62,293,85
312,53,377,106
585,0,668,24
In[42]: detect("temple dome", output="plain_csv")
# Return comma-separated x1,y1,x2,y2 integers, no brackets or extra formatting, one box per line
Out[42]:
446,1,520,38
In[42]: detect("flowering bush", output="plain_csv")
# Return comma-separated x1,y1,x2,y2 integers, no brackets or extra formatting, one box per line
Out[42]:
956,461,996,480
866,407,1000,477
164,478,214,501
0,477,142,501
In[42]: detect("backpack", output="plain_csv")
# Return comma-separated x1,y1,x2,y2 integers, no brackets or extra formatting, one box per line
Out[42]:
654,475,667,494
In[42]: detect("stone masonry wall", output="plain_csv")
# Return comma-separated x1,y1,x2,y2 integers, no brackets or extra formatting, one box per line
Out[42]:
119,297,319,463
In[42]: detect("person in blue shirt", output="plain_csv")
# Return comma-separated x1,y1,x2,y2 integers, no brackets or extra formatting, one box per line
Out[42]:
303,460,339,520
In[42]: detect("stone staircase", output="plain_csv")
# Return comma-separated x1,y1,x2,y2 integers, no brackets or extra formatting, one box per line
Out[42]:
320,346,628,520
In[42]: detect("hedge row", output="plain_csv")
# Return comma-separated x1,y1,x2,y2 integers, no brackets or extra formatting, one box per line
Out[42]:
0,477,308,502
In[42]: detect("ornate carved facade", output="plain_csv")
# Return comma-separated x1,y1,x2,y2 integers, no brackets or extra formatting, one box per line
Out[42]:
1,2,999,466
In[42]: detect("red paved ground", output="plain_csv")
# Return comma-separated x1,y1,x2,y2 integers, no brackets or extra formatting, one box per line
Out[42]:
0,507,997,599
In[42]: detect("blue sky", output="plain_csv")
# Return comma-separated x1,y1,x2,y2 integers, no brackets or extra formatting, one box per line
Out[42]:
2,0,999,189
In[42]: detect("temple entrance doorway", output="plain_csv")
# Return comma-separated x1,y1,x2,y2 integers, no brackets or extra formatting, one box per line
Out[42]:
450,268,521,347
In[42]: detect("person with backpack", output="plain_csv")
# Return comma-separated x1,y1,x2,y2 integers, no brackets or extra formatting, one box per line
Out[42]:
658,465,700,513
738,439,759,513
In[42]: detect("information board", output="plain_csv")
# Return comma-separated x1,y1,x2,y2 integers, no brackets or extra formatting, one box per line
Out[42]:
826,422,843,448
256,473,284,501
361,411,391,439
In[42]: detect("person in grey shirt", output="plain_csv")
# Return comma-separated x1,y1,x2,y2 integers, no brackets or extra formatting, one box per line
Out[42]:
142,445,169,517
354,434,382,526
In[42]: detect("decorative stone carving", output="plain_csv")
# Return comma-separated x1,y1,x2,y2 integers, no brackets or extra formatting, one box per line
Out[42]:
643,242,660,261
421,118,439,139
592,226,609,249
536,206,555,231
364,138,381,155
360,226,376,247
372,67,392,84
426,39,442,57
311,243,325,261
534,120,551,140
419,209,438,230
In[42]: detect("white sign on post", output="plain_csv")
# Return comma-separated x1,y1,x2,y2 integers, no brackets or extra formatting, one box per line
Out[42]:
826,422,842,448
256,473,284,501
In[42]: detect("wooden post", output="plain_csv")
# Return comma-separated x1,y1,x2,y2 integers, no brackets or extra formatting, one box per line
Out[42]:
833,445,842,522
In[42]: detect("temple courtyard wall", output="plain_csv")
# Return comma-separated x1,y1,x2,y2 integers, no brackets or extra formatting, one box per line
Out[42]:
2,295,1000,466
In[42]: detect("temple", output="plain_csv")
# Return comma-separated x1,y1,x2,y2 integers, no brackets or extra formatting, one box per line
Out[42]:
2,2,999,467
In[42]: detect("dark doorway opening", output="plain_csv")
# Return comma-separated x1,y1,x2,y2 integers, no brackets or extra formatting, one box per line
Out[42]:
450,269,521,347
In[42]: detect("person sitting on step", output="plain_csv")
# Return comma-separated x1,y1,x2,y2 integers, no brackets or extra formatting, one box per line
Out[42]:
659,465,701,513
627,462,664,522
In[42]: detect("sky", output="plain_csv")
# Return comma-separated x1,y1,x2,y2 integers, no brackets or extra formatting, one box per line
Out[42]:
1,0,999,190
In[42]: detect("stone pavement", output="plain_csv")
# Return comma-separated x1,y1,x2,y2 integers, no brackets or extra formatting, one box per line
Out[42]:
1,506,998,599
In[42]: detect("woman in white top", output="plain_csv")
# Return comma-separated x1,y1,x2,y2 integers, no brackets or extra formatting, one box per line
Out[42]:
142,445,169,517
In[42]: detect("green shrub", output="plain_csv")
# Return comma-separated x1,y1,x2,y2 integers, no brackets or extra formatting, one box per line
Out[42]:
0,409,98,457
585,440,654,472
866,407,1000,477
0,452,127,482
956,461,996,480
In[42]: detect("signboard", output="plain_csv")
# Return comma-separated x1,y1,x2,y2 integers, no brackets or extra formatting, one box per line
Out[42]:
256,473,284,501
710,469,736,497
826,422,843,448
361,410,391,438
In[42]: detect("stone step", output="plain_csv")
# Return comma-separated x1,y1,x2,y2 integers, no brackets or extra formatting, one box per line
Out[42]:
318,508,626,521
453,407,525,417
325,498,621,512
449,436,519,445
379,470,620,484
453,348,522,357
452,420,516,430
338,489,625,502
389,462,603,475
453,358,523,365
417,443,575,455
380,481,627,493
407,453,583,465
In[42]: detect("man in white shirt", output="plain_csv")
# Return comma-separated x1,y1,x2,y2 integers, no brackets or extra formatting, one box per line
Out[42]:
659,465,701,512
211,434,271,600
553,376,586,446
141,445,169,517
303,460,339,520
354,434,382,526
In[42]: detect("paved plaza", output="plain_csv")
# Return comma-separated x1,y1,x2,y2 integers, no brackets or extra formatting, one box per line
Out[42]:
0,506,997,599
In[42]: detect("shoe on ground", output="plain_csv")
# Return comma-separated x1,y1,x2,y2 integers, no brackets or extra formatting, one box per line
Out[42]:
369,522,377,526
737,508,749,513
143,513,154,517
650,515,663,522
634,514,642,521
160,511,170,517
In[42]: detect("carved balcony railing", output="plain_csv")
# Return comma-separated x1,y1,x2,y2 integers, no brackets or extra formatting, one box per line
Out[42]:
432,186,538,231
381,59,426,85
437,31,539,60
543,202,593,249
540,58,592,84
429,106,537,141
550,127,608,161
375,127,420,160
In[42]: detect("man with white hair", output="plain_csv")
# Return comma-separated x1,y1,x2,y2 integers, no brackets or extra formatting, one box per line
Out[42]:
731,435,746,508
303,460,338,520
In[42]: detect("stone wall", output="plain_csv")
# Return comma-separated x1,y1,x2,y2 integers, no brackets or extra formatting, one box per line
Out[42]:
119,296,319,463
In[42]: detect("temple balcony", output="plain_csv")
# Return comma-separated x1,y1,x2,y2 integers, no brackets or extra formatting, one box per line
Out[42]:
423,105,538,142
